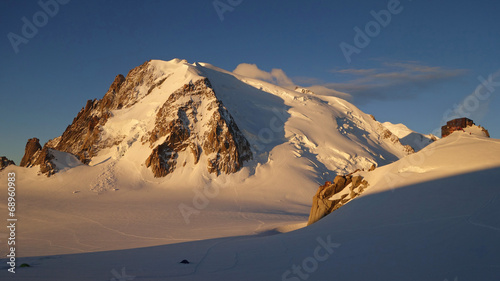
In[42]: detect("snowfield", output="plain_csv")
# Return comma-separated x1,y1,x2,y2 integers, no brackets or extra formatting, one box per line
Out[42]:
1,59,499,280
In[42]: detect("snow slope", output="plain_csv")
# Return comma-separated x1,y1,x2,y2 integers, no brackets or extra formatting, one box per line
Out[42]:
1,126,499,280
382,121,438,151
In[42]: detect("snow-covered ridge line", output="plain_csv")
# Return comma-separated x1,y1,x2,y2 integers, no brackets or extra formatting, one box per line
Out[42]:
20,58,415,182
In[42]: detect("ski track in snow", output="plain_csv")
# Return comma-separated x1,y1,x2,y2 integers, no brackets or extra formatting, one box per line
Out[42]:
64,212,185,242
466,189,500,232
192,238,238,275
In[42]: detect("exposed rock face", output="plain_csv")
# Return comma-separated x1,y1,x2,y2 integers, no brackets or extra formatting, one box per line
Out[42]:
32,147,57,176
379,126,415,154
482,127,491,137
145,143,177,177
442,117,474,137
20,138,42,167
20,137,83,176
203,108,251,174
50,61,156,163
308,174,369,225
145,78,252,177
441,118,490,138
294,87,315,95
0,157,15,171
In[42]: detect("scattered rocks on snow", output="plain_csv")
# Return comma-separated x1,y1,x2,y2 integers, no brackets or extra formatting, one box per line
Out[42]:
379,127,414,154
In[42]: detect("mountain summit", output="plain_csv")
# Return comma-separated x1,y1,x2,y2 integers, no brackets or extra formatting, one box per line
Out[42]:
21,59,415,184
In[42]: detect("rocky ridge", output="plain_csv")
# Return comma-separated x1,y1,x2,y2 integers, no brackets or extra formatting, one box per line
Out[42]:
370,115,415,154
47,61,156,164
19,138,82,176
0,156,15,171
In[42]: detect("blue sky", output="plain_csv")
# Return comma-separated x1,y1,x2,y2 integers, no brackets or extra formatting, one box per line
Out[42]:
1,0,499,163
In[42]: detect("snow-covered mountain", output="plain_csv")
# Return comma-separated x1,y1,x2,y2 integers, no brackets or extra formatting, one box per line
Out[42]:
382,121,438,151
20,58,413,184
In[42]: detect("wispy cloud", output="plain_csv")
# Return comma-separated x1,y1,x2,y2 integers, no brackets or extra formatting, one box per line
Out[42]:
233,63,295,89
325,61,468,103
232,61,466,104
233,63,351,99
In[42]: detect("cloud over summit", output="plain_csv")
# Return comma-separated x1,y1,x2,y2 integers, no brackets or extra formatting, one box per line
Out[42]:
232,61,466,105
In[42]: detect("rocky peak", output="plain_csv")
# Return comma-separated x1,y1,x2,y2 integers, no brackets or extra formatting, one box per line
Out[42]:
50,60,159,163
109,74,126,95
0,156,15,171
145,78,252,177
20,138,42,167
27,60,252,177
20,137,83,177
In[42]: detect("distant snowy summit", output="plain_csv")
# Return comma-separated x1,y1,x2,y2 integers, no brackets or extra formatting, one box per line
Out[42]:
382,122,438,151
17,59,420,183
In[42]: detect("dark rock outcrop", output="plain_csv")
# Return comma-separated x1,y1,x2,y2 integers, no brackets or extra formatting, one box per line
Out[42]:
0,156,15,171
32,147,57,176
145,78,252,177
20,137,83,177
145,143,178,178
442,117,474,138
441,118,490,138
482,126,490,137
203,103,252,175
20,138,42,167
308,174,369,225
